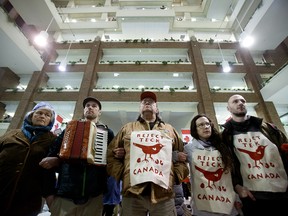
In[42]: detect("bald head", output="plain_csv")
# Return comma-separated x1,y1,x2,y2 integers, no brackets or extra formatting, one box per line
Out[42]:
227,94,247,121
227,94,245,105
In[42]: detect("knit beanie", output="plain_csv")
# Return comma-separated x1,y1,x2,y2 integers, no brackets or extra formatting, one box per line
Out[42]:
25,102,55,128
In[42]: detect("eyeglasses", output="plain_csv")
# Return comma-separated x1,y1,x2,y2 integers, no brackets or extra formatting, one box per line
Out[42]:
196,122,211,129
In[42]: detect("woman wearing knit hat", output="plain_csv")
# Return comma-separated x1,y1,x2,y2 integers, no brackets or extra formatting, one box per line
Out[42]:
0,101,57,216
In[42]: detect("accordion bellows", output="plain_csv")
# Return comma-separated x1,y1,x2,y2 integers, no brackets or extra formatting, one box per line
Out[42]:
59,120,96,164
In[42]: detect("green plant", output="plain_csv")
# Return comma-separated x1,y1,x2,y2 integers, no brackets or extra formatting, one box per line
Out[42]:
56,87,63,92
264,62,271,67
69,61,77,66
37,87,44,92
117,87,127,93
169,88,175,94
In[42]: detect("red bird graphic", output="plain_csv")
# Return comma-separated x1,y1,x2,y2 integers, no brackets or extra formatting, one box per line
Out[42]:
195,165,224,189
237,145,267,168
133,143,164,162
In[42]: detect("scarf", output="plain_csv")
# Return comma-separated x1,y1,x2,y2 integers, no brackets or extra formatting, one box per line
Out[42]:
21,118,52,142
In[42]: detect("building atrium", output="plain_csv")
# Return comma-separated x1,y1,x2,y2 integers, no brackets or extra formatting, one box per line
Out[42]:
0,0,287,136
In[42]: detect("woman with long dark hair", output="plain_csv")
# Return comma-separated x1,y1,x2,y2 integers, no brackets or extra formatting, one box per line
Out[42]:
184,114,242,216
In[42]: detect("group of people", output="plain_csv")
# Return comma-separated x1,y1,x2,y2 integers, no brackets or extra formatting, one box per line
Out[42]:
1,92,288,216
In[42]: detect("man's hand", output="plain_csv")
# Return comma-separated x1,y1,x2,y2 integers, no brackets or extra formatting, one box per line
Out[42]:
178,152,187,162
113,147,125,159
39,157,60,169
235,184,256,201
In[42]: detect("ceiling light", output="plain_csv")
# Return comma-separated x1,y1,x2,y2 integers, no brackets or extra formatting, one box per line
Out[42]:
239,32,254,48
217,42,231,73
58,43,72,72
34,31,49,47
222,60,231,73
34,17,54,47
231,6,254,48
114,73,119,77
58,59,67,72
173,73,179,77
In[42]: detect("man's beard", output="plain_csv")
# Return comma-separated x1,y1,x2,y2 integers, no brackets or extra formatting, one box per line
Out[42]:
233,110,247,117
85,113,96,120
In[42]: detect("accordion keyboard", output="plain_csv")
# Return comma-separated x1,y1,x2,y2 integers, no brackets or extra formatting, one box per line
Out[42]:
94,128,108,165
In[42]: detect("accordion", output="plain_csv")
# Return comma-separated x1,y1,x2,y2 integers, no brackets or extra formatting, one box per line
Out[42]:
59,120,108,165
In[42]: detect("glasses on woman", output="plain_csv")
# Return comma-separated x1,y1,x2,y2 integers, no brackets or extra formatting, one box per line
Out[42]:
196,122,211,129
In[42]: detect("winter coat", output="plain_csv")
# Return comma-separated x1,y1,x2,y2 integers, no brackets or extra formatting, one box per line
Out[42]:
0,129,56,216
47,122,114,203
174,184,192,216
184,139,240,216
107,118,189,204
221,116,288,199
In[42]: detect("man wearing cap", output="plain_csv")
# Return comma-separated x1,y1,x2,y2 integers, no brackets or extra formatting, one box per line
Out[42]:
42,97,114,216
107,91,189,216
0,102,57,216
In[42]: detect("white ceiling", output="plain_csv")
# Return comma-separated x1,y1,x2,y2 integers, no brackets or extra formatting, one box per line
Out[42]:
1,0,288,133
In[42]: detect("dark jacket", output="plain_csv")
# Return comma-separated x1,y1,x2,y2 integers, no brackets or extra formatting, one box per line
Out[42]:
0,129,56,216
48,121,114,203
221,116,288,198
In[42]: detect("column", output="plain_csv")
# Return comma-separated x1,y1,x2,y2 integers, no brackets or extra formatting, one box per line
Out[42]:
189,41,218,126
